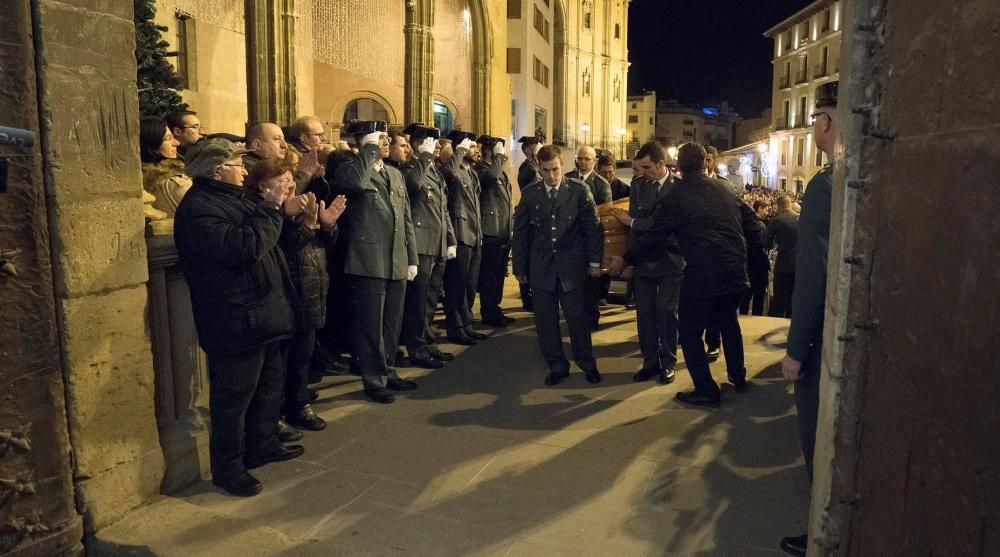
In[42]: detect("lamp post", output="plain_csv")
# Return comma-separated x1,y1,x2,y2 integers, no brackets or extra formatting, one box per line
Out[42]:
616,127,626,160
580,122,590,146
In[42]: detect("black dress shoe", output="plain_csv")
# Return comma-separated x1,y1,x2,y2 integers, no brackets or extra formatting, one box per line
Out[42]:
728,375,748,393
212,471,262,497
500,315,515,325
544,371,569,386
408,354,444,369
447,333,477,346
387,378,418,391
286,404,327,431
632,368,663,382
429,347,455,361
465,329,488,340
365,386,396,404
481,317,510,328
584,369,602,384
780,534,808,557
706,348,721,362
277,419,303,443
245,444,305,470
675,390,721,408
658,368,676,385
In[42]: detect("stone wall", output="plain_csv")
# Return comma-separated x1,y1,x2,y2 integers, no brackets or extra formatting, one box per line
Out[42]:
31,0,164,534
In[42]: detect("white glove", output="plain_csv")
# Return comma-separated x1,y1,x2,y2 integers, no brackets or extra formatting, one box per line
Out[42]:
446,245,457,260
361,131,382,147
418,137,436,155
407,265,418,281
493,142,505,156
457,138,473,151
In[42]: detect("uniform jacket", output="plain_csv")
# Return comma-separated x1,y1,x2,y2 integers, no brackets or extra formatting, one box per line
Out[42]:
512,177,604,293
609,177,631,201
631,173,764,299
334,144,418,280
626,175,684,278
764,210,800,275
440,147,483,247
388,153,456,257
476,154,514,241
173,177,296,356
517,158,541,190
565,169,613,205
787,165,832,370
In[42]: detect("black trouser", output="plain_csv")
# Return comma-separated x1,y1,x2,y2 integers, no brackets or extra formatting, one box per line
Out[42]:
519,283,534,310
349,274,406,390
678,291,746,398
443,243,481,335
318,267,353,357
769,272,795,318
741,268,769,316
633,273,682,371
599,275,612,301
532,280,596,375
584,276,602,327
424,255,447,338
207,341,286,478
704,326,722,352
403,254,445,358
795,364,820,481
478,236,510,321
284,324,315,413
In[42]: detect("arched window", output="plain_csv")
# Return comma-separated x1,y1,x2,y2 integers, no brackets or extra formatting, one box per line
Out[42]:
342,98,389,126
582,0,593,30
433,100,455,133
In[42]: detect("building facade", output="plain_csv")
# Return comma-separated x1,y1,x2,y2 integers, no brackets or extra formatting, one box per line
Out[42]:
764,0,842,192
652,99,741,152
625,90,656,156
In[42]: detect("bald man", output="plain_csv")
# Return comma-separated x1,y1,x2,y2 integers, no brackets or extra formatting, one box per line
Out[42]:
565,145,612,329
244,122,288,172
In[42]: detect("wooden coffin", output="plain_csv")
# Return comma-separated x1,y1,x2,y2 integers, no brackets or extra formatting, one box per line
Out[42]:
597,198,630,270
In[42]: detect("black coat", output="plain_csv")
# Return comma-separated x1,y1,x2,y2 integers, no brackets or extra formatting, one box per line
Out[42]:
476,155,514,241
626,175,684,278
566,169,613,205
517,158,541,190
278,219,338,329
174,177,296,356
631,173,765,299
764,210,800,274
609,177,631,201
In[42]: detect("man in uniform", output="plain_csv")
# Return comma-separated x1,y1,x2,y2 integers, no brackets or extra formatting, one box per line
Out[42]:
516,135,543,311
335,120,419,404
440,131,488,345
566,145,612,329
389,124,458,369
609,141,684,385
779,82,837,557
475,135,516,328
512,145,604,386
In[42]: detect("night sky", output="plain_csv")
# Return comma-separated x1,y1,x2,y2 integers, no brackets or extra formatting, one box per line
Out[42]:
627,0,816,116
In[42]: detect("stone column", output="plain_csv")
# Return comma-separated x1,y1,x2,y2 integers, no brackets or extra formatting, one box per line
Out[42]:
404,0,434,126
245,0,298,125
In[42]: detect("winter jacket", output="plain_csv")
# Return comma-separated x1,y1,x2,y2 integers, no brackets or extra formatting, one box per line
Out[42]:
142,159,192,216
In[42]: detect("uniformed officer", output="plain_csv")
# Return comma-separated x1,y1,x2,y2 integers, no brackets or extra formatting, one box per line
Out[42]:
565,145,613,329
440,131,487,345
515,135,544,312
475,134,515,328
512,145,604,386
389,124,458,369
334,120,419,404
778,81,838,557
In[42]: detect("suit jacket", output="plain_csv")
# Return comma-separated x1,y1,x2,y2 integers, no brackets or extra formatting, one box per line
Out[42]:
476,155,514,241
627,175,684,278
440,147,483,247
334,144,418,280
609,177,631,201
388,153,456,257
764,210,800,274
517,158,541,190
512,177,604,293
787,166,832,370
565,169,613,205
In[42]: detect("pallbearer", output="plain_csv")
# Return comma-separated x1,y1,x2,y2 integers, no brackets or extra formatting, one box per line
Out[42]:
475,134,515,328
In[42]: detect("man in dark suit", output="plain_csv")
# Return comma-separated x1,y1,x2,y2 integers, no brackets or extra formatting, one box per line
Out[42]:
619,142,764,408
566,145,612,329
597,149,630,201
388,125,457,369
440,131,487,345
765,195,800,318
512,145,605,386
779,82,837,557
334,121,420,404
516,136,543,312
475,135,516,328
610,141,684,385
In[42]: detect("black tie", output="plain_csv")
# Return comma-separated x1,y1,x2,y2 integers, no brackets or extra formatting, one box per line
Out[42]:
549,186,558,210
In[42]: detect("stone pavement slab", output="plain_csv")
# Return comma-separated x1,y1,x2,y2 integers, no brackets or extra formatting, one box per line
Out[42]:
95,282,809,556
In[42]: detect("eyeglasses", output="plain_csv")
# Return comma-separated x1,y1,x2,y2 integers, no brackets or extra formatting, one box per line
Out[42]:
810,112,832,125
222,163,246,169
305,132,328,138
178,124,203,130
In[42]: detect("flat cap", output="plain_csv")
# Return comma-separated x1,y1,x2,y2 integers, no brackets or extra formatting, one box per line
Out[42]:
184,138,248,179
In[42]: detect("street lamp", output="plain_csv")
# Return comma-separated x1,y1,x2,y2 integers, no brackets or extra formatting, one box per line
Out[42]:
616,127,626,160
580,122,590,145
667,145,678,160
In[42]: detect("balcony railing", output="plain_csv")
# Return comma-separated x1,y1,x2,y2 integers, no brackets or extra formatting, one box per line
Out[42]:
779,75,790,89
813,63,829,79
795,70,808,84
775,117,789,130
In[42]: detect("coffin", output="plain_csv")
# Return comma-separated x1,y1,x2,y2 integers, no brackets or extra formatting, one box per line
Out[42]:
597,198,630,270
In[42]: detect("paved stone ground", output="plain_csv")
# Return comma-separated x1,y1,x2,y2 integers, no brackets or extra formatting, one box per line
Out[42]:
95,282,809,556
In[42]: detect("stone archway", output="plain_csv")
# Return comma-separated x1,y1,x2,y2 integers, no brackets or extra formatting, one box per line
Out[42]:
329,92,399,138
